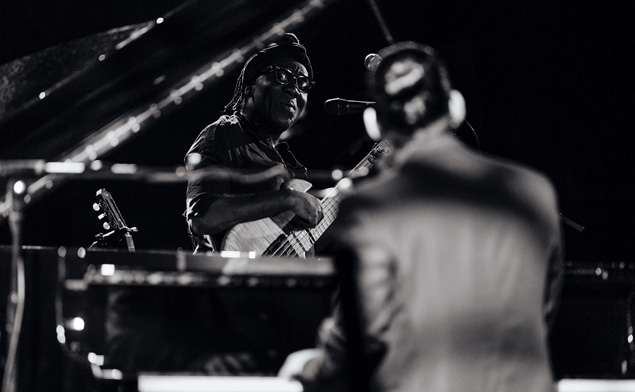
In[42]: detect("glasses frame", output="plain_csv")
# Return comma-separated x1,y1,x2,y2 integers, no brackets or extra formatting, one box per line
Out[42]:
262,65,315,93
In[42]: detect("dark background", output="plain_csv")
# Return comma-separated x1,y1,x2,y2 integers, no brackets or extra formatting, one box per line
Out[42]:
0,0,634,262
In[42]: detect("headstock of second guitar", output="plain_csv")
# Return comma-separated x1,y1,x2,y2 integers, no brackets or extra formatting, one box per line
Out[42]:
91,188,137,252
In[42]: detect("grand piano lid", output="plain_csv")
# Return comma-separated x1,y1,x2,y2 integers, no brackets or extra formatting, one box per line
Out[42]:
0,0,338,223
0,23,153,122
0,0,329,161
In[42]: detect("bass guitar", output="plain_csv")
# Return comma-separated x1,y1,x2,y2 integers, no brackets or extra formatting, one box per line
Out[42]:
221,139,393,257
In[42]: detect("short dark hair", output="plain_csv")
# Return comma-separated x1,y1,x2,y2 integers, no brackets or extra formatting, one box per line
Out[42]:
367,41,452,135
223,33,313,114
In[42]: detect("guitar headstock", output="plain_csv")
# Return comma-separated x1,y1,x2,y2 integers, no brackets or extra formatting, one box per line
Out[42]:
92,188,137,250
347,139,394,179
369,138,394,163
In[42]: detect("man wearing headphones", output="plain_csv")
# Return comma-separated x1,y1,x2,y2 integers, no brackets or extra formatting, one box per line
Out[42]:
280,41,564,392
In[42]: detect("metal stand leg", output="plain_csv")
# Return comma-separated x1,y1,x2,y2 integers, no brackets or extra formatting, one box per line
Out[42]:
2,180,27,392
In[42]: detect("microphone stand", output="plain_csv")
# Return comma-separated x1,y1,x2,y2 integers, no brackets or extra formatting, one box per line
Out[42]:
559,213,585,232
2,179,27,392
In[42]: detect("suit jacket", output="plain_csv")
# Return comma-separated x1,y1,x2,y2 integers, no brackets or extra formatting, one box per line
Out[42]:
302,132,564,392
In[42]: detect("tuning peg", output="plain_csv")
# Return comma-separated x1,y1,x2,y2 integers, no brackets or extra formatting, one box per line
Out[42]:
93,203,101,211
103,222,110,230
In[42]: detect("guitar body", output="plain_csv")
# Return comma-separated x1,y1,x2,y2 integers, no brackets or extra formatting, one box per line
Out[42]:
221,179,312,258
220,139,394,258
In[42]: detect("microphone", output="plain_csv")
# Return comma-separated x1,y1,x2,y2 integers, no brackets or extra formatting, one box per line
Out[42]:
364,53,382,71
324,98,375,115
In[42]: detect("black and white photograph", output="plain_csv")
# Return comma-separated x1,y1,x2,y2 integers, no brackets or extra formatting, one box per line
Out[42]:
1,1,634,391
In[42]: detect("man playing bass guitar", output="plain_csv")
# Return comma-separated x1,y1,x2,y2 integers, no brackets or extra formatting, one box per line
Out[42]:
184,33,324,256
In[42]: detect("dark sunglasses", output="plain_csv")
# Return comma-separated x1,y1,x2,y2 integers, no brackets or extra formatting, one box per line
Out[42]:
262,65,315,93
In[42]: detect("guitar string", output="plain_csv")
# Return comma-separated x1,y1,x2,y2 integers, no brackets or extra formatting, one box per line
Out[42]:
269,176,351,257
269,187,340,256
269,187,341,257
268,140,386,257
270,197,338,256
269,140,390,257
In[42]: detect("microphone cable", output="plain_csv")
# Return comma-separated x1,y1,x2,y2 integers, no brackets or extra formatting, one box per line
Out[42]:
463,120,482,153
367,0,395,45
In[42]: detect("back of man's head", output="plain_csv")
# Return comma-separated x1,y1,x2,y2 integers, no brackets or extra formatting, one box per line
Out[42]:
367,42,453,136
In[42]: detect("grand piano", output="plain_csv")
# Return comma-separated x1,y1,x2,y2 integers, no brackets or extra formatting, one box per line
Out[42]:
0,245,338,391
1,245,634,391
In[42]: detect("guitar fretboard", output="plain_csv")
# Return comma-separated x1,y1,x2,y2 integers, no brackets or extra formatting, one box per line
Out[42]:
264,139,392,257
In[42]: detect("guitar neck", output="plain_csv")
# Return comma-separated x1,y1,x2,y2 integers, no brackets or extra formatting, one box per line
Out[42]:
259,139,392,257
303,139,392,248
309,188,343,239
